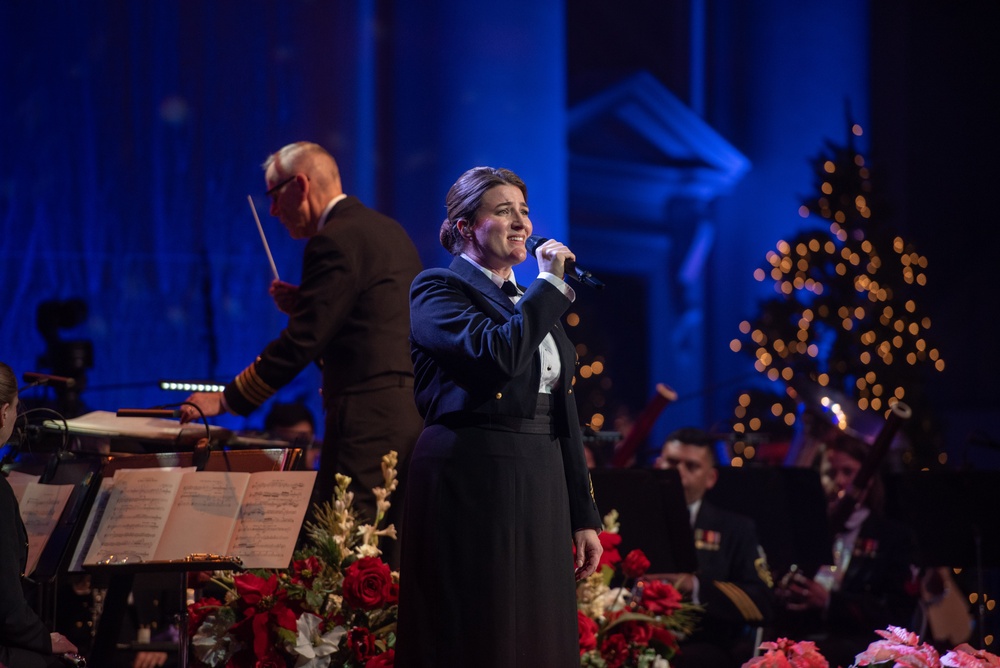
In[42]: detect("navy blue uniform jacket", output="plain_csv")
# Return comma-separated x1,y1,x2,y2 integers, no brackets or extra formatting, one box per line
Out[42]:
409,255,600,532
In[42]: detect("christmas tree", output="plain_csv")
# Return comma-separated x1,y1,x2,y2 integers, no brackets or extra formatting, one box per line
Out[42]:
729,122,943,467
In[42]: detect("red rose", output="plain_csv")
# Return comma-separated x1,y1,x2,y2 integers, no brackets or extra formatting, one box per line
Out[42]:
577,611,599,654
342,557,393,610
348,627,377,663
620,549,651,579
186,597,222,636
597,532,622,568
618,619,653,645
639,579,683,615
650,626,679,656
253,648,284,668
386,581,400,605
365,649,396,668
600,634,631,668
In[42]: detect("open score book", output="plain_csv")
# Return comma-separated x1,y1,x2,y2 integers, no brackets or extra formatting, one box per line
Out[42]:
71,468,317,570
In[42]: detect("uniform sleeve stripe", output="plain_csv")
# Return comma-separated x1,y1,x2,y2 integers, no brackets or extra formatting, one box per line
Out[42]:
233,364,277,407
713,580,764,623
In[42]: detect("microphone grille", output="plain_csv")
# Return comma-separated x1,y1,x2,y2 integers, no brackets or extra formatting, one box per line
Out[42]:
525,235,547,254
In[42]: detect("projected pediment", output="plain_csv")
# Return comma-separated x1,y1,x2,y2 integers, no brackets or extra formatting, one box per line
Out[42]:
569,71,749,219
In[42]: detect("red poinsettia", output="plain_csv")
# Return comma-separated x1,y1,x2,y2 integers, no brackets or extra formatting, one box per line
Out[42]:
231,572,298,660
365,649,396,668
942,643,1000,667
853,625,941,667
290,555,323,586
743,638,829,668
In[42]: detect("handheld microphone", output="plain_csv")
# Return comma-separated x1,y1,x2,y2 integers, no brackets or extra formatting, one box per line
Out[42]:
22,372,77,388
525,236,605,289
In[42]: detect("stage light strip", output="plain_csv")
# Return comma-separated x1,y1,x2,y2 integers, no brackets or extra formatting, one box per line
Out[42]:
159,380,226,393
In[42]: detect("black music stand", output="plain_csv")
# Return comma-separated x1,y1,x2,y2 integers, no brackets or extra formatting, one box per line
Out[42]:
891,470,1000,648
3,450,106,577
890,471,1000,569
708,466,832,577
85,556,243,668
2,449,106,629
589,468,698,574
72,447,304,667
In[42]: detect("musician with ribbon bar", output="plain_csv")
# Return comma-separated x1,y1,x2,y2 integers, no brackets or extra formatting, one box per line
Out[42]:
647,427,774,668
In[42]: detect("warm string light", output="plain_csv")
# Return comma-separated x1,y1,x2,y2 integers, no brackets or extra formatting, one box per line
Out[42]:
567,310,615,433
731,128,944,449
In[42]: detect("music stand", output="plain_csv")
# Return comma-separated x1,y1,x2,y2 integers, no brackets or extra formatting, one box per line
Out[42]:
891,470,1000,648
4,450,106,581
76,447,304,667
708,466,832,577
2,448,106,635
891,471,1000,569
589,468,697,574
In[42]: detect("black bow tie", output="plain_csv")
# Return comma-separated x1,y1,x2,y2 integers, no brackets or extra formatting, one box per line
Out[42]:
500,281,520,297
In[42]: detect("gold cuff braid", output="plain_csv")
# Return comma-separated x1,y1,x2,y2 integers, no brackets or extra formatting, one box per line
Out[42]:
232,362,277,407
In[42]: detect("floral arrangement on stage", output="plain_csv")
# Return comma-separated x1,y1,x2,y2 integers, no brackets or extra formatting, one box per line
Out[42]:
576,509,703,668
741,626,1000,668
186,452,401,668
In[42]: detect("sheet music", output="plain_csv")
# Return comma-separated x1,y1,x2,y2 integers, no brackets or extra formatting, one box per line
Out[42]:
84,469,185,564
154,471,251,561
227,471,316,569
18,482,74,576
68,476,115,572
6,470,40,502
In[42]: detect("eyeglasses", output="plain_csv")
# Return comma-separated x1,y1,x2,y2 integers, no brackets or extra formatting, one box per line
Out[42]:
265,174,297,200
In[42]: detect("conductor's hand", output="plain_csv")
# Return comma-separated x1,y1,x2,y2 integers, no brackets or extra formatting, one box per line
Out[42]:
269,279,300,315
50,632,77,655
533,239,576,281
180,393,224,424
574,528,603,581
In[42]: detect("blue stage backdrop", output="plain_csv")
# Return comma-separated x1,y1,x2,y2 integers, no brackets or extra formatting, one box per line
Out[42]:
8,0,984,466
0,0,569,433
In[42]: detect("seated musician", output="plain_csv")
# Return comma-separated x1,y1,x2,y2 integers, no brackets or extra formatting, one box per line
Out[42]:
1,361,79,667
264,402,320,470
773,430,918,667
647,427,774,668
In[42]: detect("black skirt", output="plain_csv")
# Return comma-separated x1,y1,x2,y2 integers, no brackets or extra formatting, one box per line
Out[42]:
396,399,580,668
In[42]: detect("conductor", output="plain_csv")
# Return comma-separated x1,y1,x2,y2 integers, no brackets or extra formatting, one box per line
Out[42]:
181,142,423,536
